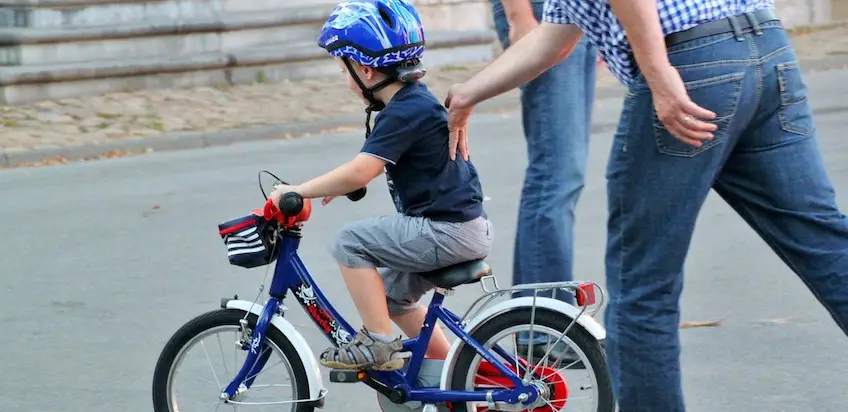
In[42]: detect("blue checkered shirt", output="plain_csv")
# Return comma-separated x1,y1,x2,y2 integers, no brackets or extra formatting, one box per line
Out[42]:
542,0,775,86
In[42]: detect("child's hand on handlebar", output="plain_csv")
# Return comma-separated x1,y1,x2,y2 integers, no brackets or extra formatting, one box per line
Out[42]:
269,184,299,207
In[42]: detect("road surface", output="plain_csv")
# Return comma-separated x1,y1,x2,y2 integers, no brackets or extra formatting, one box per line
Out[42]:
2,68,848,412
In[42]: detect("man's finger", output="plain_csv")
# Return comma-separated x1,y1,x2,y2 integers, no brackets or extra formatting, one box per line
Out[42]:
460,129,470,161
683,101,717,120
672,117,715,141
676,126,713,143
669,126,704,147
679,110,717,132
448,129,458,160
679,118,716,137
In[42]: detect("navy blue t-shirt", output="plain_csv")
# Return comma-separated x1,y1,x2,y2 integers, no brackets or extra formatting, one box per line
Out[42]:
360,82,484,223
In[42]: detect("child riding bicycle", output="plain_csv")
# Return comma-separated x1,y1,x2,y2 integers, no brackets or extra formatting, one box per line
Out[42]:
269,0,494,372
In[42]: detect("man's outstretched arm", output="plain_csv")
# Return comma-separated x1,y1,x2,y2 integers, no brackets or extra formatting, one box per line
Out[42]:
450,22,582,108
444,0,583,160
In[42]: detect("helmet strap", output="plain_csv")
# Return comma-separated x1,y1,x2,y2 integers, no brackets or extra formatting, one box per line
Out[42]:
342,58,397,138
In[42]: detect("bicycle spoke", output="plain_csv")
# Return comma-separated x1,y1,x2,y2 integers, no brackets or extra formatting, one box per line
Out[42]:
473,374,509,389
243,351,285,384
174,369,218,386
200,341,222,389
163,322,301,412
233,330,239,382
217,333,230,378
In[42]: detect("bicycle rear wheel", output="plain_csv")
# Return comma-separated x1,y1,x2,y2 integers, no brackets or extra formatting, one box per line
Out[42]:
151,308,314,412
447,308,614,412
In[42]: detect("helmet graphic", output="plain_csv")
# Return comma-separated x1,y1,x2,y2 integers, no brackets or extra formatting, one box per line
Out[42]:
317,0,426,68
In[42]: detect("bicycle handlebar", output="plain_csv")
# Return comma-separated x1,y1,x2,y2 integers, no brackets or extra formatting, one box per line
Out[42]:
345,187,367,202
277,187,367,216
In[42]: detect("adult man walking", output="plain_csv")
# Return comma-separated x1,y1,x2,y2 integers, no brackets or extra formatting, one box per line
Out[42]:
445,0,848,410
489,0,597,360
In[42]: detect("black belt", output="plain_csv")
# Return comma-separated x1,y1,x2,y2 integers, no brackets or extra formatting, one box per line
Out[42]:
665,8,779,47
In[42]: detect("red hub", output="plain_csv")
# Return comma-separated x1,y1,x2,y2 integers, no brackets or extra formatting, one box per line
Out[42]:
451,359,568,412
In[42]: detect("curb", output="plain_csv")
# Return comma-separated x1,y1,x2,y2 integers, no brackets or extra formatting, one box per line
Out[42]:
0,85,629,168
3,56,848,169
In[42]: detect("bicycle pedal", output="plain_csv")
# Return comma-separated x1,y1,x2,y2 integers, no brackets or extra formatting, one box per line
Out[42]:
328,369,368,383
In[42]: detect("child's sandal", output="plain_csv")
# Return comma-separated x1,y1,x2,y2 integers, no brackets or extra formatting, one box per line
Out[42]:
319,328,408,371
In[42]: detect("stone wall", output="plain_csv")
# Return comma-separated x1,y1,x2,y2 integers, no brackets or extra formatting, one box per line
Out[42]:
410,0,841,31
288,0,493,31
775,0,834,28
293,0,842,32
412,0,493,31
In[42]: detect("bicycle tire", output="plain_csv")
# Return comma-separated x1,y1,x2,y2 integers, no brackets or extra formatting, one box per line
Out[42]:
447,308,615,412
151,308,315,412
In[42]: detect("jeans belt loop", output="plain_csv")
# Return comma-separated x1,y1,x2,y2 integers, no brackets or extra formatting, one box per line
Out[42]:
727,14,745,41
745,11,764,35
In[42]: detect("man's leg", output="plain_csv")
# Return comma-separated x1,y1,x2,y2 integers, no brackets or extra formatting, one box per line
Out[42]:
493,1,597,353
603,32,760,409
712,27,848,333
503,3,596,302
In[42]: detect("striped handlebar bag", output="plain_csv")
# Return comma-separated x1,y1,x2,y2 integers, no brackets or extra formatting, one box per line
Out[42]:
217,214,278,268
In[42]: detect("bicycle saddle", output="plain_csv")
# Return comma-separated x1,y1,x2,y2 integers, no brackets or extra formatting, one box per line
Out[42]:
415,259,492,289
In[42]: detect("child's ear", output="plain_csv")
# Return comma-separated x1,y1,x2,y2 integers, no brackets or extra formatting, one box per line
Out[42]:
361,65,378,80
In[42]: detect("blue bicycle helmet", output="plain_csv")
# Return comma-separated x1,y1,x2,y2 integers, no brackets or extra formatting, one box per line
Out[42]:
318,0,425,68
317,0,428,137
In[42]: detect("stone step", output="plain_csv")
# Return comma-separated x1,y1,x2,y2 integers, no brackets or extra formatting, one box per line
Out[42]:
0,0,337,28
0,29,495,104
0,7,334,66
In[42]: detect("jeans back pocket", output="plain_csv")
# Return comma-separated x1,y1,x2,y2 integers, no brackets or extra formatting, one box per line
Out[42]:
776,61,814,136
653,72,745,157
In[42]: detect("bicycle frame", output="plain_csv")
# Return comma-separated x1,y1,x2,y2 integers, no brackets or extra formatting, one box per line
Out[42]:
220,228,540,406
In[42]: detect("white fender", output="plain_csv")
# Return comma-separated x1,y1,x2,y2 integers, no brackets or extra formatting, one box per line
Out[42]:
225,299,326,407
438,296,605,390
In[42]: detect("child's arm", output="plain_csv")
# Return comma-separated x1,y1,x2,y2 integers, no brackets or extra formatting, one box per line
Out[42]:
270,154,385,203
271,113,414,205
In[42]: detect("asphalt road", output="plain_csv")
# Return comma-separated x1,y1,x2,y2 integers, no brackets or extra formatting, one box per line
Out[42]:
3,68,848,412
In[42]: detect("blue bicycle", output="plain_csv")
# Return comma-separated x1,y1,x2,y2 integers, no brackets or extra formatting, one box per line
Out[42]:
151,172,614,412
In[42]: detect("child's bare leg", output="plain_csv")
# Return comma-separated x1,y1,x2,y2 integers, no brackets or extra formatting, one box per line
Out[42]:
391,306,451,359
320,264,407,371
339,264,393,335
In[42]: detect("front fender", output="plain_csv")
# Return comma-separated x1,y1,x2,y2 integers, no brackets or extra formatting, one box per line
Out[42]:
439,296,606,390
225,299,326,406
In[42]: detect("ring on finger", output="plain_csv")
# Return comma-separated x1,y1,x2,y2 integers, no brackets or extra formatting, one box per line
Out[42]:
682,115,693,122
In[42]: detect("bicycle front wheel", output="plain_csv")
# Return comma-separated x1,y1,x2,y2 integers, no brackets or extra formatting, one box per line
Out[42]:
151,308,315,412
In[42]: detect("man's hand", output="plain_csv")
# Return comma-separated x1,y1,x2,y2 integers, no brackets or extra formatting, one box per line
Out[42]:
606,0,716,147
649,65,717,147
445,83,474,161
441,22,583,161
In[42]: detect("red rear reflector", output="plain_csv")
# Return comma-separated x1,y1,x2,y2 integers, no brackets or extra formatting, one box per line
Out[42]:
575,283,596,307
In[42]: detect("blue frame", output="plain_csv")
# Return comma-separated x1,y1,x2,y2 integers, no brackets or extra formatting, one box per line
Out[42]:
220,230,542,406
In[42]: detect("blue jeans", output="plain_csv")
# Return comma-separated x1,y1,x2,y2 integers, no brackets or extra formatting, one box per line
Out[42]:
604,18,848,411
491,1,597,345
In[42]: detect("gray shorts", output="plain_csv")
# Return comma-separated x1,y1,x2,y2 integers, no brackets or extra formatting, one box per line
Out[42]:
330,214,494,316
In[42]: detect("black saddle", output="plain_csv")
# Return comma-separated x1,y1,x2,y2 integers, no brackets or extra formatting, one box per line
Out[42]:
415,259,492,289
